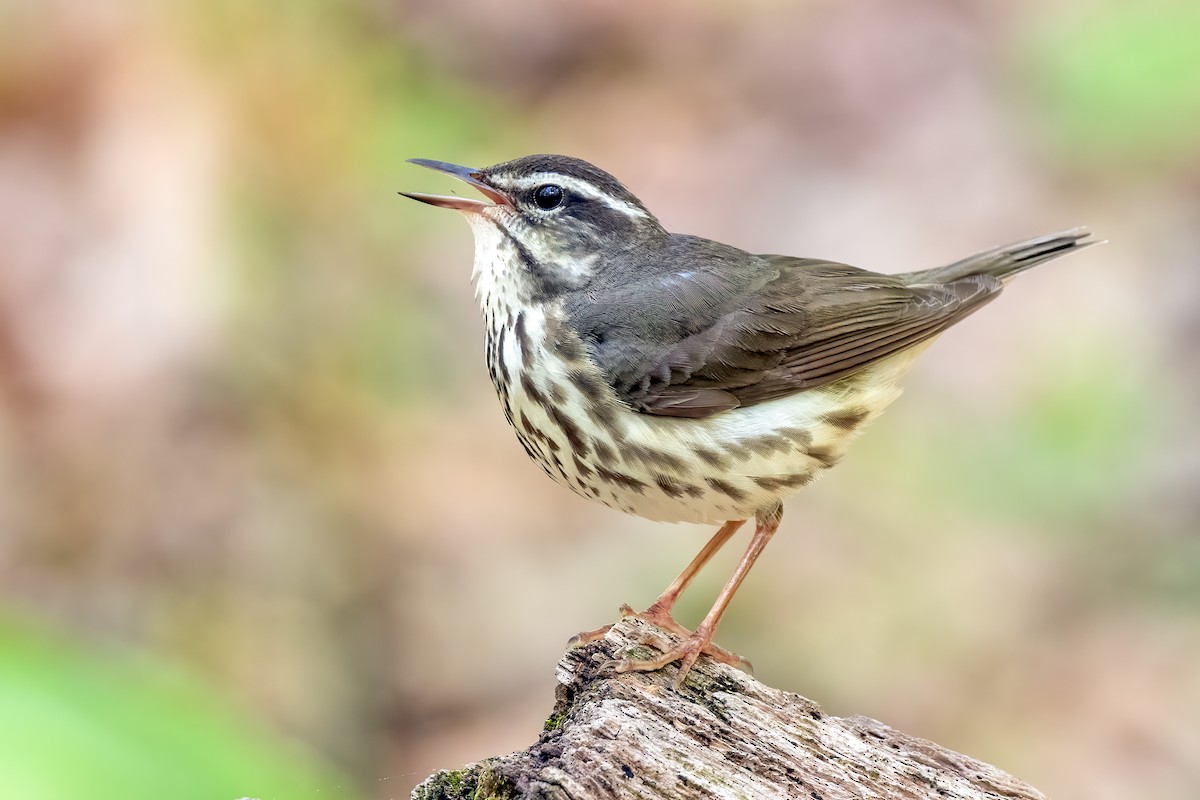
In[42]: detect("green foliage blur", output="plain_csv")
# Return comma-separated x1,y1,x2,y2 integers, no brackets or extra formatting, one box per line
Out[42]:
0,614,353,800
1023,0,1200,170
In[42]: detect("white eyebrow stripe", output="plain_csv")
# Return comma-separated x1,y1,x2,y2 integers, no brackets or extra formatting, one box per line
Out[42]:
502,172,649,219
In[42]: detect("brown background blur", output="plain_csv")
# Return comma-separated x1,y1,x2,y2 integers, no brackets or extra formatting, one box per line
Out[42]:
2,1,1199,799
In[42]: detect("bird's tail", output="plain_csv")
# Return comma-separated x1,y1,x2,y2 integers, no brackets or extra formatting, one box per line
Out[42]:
897,227,1098,285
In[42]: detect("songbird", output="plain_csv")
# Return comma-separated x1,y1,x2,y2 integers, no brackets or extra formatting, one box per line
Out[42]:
402,154,1095,686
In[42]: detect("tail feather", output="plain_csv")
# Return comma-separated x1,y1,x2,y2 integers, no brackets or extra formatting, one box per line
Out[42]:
898,227,1098,285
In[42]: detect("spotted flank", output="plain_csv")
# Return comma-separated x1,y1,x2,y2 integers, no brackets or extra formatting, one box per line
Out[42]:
482,301,908,524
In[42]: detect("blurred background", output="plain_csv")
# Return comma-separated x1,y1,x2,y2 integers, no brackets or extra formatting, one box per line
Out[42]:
1,0,1198,798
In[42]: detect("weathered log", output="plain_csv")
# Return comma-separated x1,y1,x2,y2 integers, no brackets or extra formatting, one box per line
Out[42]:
412,617,1046,800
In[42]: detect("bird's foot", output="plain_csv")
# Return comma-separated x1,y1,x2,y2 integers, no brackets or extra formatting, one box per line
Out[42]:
567,601,751,688
565,600,689,649
614,620,752,689
618,602,749,673
566,622,614,648
617,601,691,636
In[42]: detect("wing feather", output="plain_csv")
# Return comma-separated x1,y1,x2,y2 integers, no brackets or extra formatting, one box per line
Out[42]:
567,245,1002,418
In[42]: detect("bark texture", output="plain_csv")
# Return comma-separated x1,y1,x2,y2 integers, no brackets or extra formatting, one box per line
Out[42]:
412,618,1046,800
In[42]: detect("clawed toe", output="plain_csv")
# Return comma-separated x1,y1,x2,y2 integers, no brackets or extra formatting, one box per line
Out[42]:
617,602,691,637
616,624,752,687
567,622,614,648
569,602,691,648
616,633,717,688
571,602,752,687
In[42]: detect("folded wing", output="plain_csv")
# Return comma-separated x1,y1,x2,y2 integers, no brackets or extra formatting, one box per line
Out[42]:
626,256,1001,417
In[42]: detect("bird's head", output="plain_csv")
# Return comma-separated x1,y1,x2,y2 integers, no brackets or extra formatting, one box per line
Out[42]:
403,154,665,300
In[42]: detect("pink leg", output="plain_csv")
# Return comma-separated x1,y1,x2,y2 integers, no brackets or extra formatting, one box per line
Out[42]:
627,518,745,628
568,519,745,646
615,504,783,687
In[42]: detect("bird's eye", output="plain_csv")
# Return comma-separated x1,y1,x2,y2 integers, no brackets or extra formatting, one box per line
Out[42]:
533,184,564,210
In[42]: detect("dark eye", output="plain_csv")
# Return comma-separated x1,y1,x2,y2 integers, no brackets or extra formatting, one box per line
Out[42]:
533,184,564,210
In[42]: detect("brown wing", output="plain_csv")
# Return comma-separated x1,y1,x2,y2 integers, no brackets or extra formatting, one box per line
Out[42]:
619,256,1002,418
567,230,1094,419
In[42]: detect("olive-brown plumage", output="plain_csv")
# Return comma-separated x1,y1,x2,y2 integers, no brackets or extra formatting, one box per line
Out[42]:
403,154,1096,686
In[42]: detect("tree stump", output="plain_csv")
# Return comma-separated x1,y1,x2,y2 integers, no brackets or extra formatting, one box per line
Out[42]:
412,617,1046,800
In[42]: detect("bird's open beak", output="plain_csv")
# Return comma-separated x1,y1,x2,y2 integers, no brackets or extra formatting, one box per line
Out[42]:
400,159,510,211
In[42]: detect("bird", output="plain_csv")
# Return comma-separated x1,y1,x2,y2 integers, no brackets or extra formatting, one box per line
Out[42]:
401,154,1095,687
